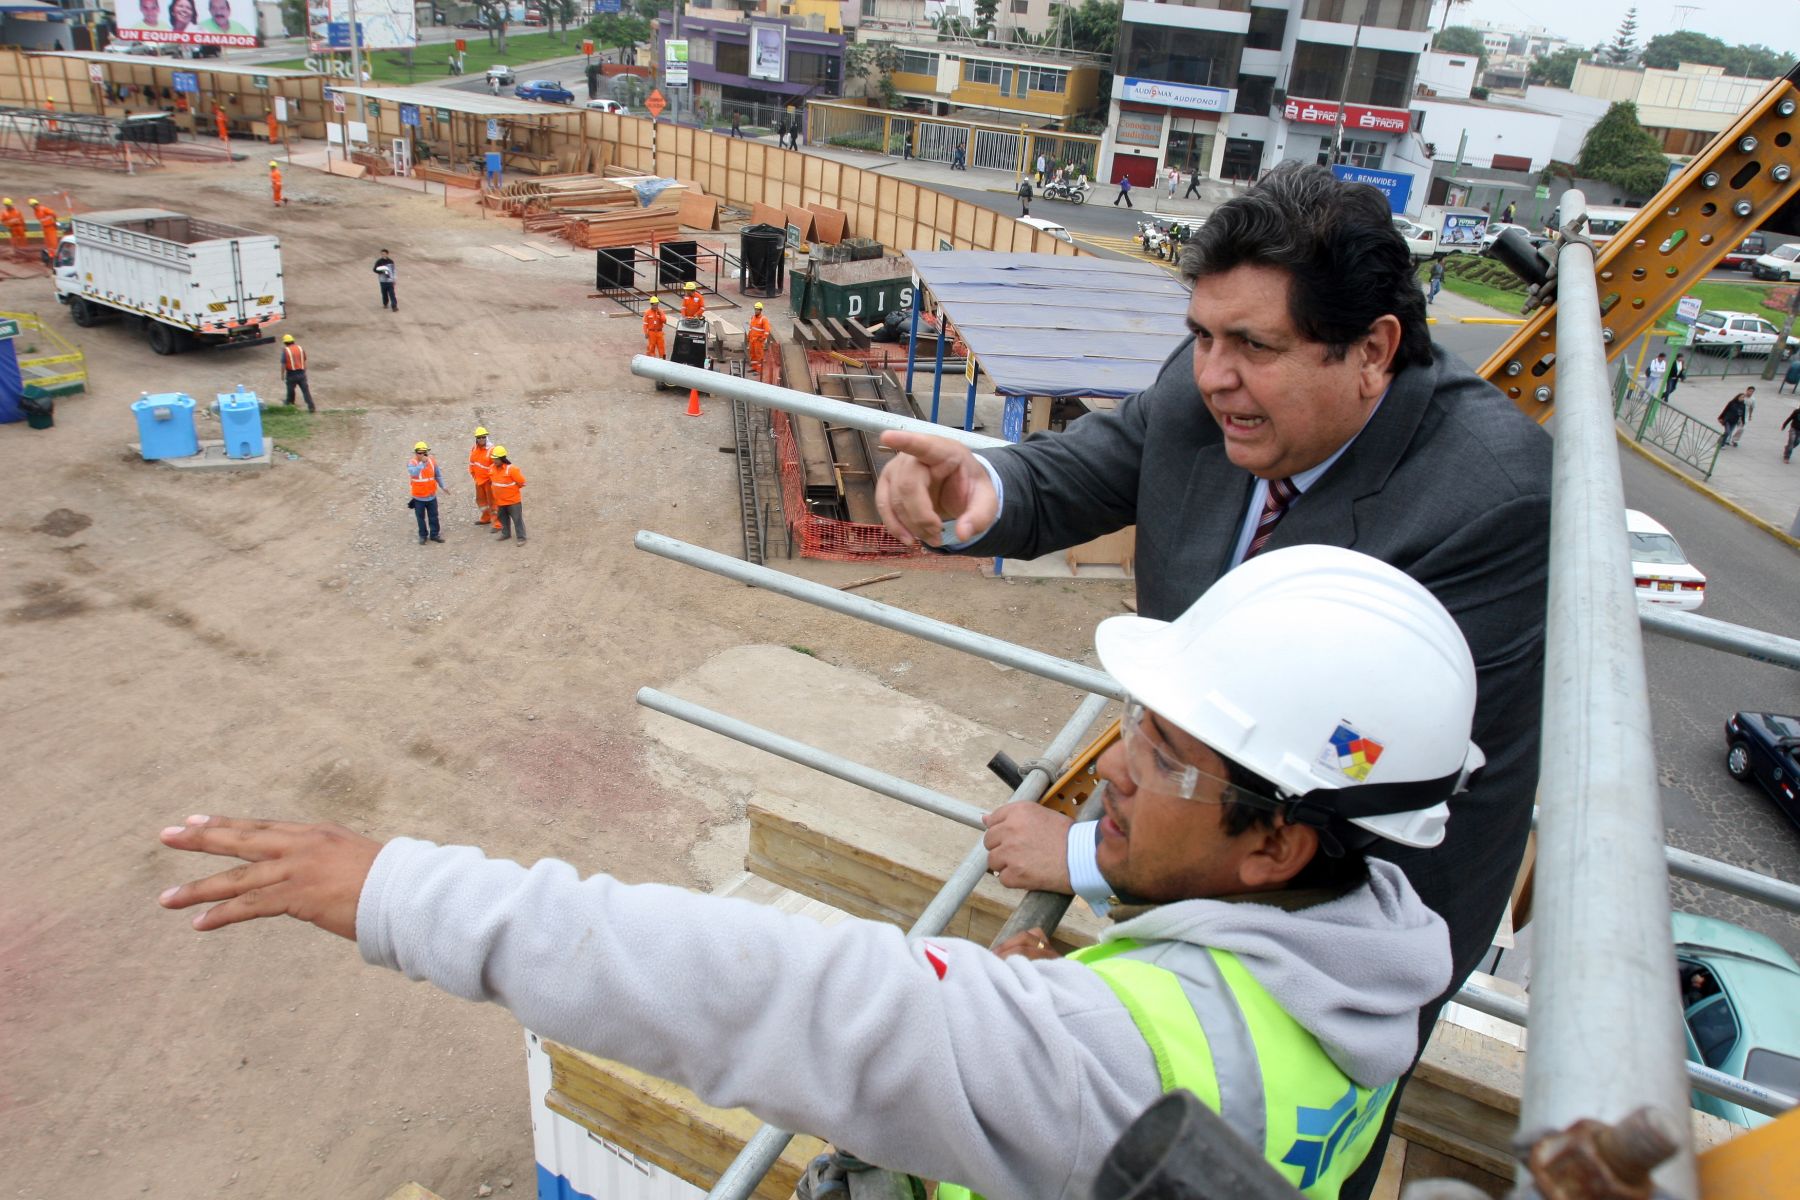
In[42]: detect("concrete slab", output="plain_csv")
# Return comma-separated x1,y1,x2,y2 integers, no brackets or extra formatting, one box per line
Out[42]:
131,437,275,471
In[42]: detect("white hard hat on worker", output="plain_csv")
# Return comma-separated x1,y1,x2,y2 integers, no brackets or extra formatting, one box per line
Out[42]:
1090,545,1482,901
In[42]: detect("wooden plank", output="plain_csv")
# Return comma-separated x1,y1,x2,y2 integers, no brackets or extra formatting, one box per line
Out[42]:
824,318,858,349
522,239,570,258
490,243,541,261
750,201,786,229
323,159,368,179
783,204,815,241
678,190,721,230
805,204,848,244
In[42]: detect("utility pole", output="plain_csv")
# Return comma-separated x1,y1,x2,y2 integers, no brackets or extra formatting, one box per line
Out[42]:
670,0,682,125
1330,22,1363,165
347,0,365,122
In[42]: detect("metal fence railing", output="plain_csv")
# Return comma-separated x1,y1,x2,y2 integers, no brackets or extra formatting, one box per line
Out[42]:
803,99,1100,178
1614,370,1726,479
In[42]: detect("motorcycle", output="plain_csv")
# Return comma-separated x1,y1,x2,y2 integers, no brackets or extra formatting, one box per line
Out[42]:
1041,176,1090,205
1138,220,1174,261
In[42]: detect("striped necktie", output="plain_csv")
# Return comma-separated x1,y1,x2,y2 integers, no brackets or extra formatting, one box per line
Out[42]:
1245,476,1299,559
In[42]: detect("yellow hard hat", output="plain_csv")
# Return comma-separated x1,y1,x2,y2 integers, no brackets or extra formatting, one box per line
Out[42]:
1,198,11,206
281,333,295,343
491,445,508,458
27,198,38,206
414,441,430,452
683,281,696,290
473,426,488,437
648,295,660,304
269,161,279,168
754,301,764,310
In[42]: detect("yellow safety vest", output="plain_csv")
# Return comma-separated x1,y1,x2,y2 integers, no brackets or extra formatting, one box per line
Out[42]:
938,938,1397,1200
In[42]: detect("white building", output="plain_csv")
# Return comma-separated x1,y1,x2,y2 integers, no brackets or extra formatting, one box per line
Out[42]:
1409,95,1561,172
1415,48,1477,99
1571,59,1774,159
1517,85,1610,163
1098,0,1431,212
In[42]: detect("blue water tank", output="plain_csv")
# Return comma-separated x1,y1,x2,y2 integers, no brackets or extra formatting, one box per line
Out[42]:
217,386,265,459
131,392,198,461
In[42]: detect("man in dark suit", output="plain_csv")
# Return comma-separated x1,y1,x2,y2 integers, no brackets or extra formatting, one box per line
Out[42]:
875,163,1551,1200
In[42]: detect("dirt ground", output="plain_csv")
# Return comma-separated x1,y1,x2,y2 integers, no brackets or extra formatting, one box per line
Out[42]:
0,159,1127,1199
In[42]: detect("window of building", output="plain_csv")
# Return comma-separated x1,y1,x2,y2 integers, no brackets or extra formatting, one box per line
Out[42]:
790,49,839,89
1300,0,1427,30
963,59,1016,96
687,37,714,65
716,40,749,75
1011,0,1028,12
1245,5,1286,51
1167,125,1214,172
1289,42,1414,108
1115,109,1163,146
1117,22,1242,90
1235,73,1274,114
1340,137,1384,167
1018,65,1067,93
860,0,876,14
897,49,939,76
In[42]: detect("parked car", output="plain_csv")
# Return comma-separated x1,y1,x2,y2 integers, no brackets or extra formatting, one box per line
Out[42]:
1690,309,1799,357
1018,216,1074,245
1479,221,1531,251
515,79,575,104
457,13,501,29
1724,710,1800,827
1627,508,1705,611
1751,242,1800,281
1673,911,1800,1128
1722,234,1767,270
1392,217,1436,260
584,98,632,116
485,64,515,86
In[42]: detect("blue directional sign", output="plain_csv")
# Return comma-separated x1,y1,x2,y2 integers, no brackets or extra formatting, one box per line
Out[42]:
592,0,621,12
400,103,420,127
327,21,365,48
171,71,199,93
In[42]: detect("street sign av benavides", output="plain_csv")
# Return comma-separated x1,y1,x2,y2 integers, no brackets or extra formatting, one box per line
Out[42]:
645,89,667,118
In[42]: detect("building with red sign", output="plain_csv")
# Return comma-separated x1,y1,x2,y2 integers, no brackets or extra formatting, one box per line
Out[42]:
1098,0,1431,194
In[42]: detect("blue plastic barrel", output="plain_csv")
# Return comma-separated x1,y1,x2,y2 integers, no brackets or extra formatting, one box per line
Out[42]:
217,387,265,460
131,392,198,460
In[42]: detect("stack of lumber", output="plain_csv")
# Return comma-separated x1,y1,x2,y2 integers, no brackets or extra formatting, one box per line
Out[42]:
349,148,394,176
416,162,479,189
556,207,682,248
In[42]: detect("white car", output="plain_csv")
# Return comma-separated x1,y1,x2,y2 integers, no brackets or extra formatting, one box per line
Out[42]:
1751,242,1800,282
1393,217,1436,260
584,99,632,116
486,64,515,87
1628,509,1705,611
1018,216,1073,244
1690,309,1799,357
1479,222,1531,250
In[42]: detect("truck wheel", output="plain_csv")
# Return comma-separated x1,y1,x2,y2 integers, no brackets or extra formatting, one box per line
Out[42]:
146,321,186,356
68,296,95,327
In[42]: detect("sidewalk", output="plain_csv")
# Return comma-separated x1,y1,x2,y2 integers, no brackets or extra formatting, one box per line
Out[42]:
1626,373,1800,534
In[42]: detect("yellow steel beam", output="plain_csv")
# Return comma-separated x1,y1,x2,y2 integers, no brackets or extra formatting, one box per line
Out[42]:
1481,66,1800,422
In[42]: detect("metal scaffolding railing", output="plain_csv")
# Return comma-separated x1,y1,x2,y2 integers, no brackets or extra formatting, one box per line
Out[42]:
630,251,1799,1195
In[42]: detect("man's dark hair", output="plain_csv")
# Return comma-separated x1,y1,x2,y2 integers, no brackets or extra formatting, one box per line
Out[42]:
1218,756,1371,893
1179,163,1432,372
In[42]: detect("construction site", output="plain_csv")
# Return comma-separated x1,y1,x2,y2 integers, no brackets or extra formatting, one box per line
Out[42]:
3,40,1799,1200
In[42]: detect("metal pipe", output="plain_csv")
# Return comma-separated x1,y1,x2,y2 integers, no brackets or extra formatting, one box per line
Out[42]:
1637,606,1800,671
932,309,948,424
634,532,1124,699
1451,983,1797,1119
635,688,988,829
632,356,1005,450
1522,189,1697,1196
702,693,1110,1200
1664,845,1800,912
904,286,920,395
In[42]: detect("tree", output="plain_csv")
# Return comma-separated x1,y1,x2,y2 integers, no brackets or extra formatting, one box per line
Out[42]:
543,0,578,40
1577,100,1668,198
473,0,509,52
843,40,902,106
973,0,999,38
1641,30,1729,70
586,12,652,60
1047,0,1121,57
1530,46,1587,87
1432,25,1487,72
1602,7,1639,66
1726,43,1791,79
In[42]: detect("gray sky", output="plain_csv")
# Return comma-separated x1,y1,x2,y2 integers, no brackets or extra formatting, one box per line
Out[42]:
1444,0,1800,59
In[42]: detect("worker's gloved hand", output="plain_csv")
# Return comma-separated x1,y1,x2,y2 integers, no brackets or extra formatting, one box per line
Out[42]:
874,431,998,547
158,815,382,942
982,801,1074,892
993,925,1060,962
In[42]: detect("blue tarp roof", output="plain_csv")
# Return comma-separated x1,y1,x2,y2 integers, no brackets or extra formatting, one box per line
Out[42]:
908,251,1190,400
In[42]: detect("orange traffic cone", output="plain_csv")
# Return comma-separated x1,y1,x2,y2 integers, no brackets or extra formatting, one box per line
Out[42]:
685,388,702,417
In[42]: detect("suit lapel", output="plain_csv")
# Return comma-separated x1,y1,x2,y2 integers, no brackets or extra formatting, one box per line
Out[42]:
1182,441,1256,581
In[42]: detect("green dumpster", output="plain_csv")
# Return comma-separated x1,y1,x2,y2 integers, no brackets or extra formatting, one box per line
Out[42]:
791,256,915,324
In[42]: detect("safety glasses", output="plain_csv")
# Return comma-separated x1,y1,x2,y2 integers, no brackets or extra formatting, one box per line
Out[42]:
1119,700,1281,813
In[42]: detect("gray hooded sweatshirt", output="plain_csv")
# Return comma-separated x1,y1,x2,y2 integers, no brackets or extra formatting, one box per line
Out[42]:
359,840,1450,1200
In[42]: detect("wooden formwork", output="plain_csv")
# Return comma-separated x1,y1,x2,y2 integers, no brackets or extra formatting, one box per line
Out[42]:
0,50,330,140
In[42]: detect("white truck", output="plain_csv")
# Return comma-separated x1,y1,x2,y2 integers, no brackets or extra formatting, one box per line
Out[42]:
1404,205,1490,260
52,209,284,355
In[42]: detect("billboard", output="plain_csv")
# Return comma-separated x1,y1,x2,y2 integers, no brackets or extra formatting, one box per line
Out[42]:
664,38,688,86
748,24,785,83
307,0,417,50
115,0,258,48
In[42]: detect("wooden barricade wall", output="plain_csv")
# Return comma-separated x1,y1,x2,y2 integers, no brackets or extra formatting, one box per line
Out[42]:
0,51,329,139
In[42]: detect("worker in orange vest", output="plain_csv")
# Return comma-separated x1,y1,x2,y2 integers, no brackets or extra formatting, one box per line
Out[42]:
269,161,284,207
278,333,314,412
214,104,229,145
468,426,499,528
488,446,526,544
747,301,773,381
28,198,56,258
44,95,57,132
1,199,27,257
408,441,448,545
266,108,278,145
680,280,704,319
642,295,666,357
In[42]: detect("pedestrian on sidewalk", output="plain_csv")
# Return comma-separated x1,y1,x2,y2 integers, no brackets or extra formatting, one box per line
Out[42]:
1781,403,1799,463
585,62,600,99
278,333,314,412
1735,386,1755,444
951,141,966,170
730,113,742,138
373,248,397,311
902,127,913,160
1035,152,1046,184
1502,201,1516,225
407,441,448,545
1427,258,1444,305
1184,165,1203,199
1166,166,1179,197
1643,352,1667,396
1017,176,1032,217
1718,391,1749,447
469,427,499,528
489,446,526,543
1113,174,1133,207
1663,352,1686,400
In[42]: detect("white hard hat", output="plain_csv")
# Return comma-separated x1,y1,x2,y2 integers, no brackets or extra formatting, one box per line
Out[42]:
1094,546,1483,850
